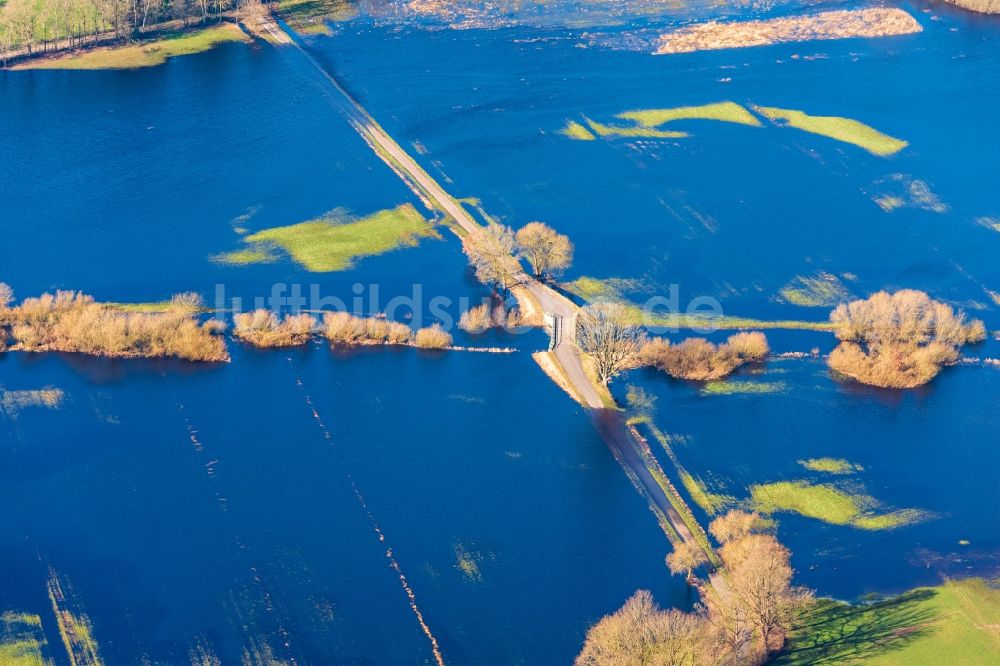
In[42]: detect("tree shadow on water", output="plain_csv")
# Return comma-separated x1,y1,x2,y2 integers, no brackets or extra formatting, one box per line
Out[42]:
775,589,940,665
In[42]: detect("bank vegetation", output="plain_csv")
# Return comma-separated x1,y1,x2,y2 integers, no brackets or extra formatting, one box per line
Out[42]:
233,310,316,347
827,290,985,388
640,331,769,381
945,0,1000,14
655,8,922,55
578,510,812,665
0,285,228,361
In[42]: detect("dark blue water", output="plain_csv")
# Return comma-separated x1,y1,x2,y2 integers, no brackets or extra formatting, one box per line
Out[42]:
618,336,1000,599
0,31,683,665
318,2,1000,328
299,0,1000,599
0,346,683,663
2,1,999,660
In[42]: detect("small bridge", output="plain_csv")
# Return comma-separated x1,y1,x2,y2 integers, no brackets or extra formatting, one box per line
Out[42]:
543,312,563,350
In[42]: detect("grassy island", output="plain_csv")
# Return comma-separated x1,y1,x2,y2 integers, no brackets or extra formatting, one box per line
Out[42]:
215,204,440,272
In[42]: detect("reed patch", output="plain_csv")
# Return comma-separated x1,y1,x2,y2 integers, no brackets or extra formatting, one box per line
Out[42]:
1,387,64,419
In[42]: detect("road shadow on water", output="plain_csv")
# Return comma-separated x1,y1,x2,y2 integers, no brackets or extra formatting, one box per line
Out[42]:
775,588,939,665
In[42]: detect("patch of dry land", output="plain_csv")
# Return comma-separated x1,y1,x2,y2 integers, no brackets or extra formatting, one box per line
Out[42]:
947,0,1000,13
655,8,922,55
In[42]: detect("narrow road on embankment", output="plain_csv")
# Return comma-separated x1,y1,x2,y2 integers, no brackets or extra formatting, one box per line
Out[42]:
261,16,705,555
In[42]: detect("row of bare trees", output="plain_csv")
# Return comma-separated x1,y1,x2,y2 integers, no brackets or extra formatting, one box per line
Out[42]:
461,221,574,296
0,0,240,61
578,511,812,665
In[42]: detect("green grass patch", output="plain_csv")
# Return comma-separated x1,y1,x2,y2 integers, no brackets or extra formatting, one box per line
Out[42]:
222,204,440,272
563,275,645,301
584,117,686,139
750,480,925,530
679,470,734,516
754,105,908,156
211,247,277,267
776,578,1000,666
976,217,1000,233
0,612,50,666
618,101,763,128
701,380,786,395
779,272,850,307
799,457,863,474
631,305,834,332
874,195,906,212
15,24,248,70
103,300,204,313
276,0,358,36
565,276,834,331
559,120,597,140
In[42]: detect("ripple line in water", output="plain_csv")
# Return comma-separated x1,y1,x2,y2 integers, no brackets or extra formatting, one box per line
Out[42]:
289,365,446,665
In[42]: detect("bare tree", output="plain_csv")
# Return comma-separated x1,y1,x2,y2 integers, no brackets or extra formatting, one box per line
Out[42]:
6,0,39,55
576,590,707,666
708,510,762,546
515,221,573,279
462,222,523,296
0,283,14,310
721,533,808,655
696,578,757,665
666,540,708,581
575,302,645,385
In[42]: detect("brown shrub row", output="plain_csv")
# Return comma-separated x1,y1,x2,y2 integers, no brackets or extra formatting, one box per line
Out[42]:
0,288,228,362
457,302,523,334
233,310,317,348
639,331,769,381
323,312,452,349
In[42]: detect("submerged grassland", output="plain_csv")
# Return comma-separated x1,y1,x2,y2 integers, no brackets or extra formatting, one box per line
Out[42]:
750,480,926,530
565,276,835,331
798,457,863,474
1,387,65,419
562,101,761,141
276,0,359,36
0,612,51,666
47,571,102,666
754,106,908,156
13,24,248,70
215,204,440,272
776,578,1000,665
779,272,851,307
562,102,907,158
617,101,763,131
701,380,786,395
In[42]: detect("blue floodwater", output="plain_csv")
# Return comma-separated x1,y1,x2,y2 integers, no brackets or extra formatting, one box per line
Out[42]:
0,26,684,665
2,0,1000,661
0,346,684,663
318,2,1000,327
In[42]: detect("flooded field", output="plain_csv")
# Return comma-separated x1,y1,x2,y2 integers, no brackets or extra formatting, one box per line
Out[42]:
2,0,999,662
